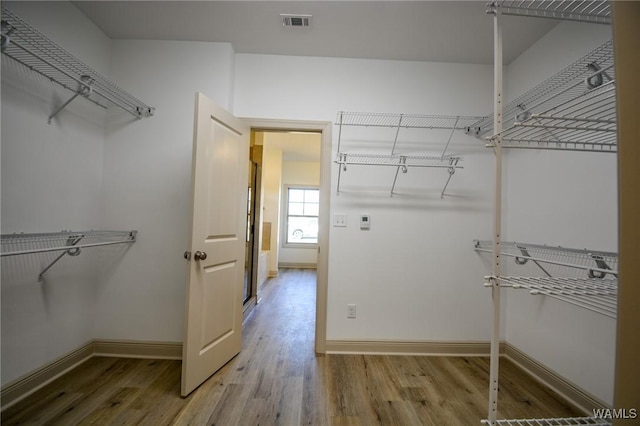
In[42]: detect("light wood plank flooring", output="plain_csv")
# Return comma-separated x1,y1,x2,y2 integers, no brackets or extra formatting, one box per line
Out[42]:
2,269,582,425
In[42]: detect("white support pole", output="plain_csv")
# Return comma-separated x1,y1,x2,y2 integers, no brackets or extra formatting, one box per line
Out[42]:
488,2,503,423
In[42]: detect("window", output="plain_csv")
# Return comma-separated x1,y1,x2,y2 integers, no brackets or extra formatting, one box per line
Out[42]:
284,187,319,245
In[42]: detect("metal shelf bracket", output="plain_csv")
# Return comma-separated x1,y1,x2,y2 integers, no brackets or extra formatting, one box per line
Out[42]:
38,234,84,281
48,75,94,124
588,254,617,278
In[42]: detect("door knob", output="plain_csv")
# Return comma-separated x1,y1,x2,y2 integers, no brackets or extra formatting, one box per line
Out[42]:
194,251,207,261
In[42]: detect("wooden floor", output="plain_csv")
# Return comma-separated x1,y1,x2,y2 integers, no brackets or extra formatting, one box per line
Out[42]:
2,269,582,425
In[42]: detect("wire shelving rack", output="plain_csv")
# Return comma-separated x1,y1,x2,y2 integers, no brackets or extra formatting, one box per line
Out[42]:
472,40,615,152
1,7,154,123
335,112,481,197
1,230,137,281
497,0,612,24
481,416,611,425
479,1,615,424
474,240,618,318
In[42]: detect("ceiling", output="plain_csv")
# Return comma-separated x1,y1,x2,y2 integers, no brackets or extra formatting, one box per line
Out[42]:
74,1,559,65
73,1,559,160
262,131,322,162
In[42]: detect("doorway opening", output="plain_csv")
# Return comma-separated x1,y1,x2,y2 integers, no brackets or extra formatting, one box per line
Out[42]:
242,119,331,355
244,129,321,301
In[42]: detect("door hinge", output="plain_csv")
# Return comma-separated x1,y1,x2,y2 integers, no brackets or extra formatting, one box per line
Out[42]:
184,251,191,261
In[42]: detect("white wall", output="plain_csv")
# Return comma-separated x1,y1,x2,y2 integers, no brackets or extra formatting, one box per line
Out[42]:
280,161,321,266
1,2,238,385
235,54,496,342
94,39,236,341
1,1,110,385
502,22,616,404
262,141,283,275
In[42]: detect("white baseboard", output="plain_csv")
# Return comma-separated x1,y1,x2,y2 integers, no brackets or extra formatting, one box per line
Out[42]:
278,262,317,269
92,339,182,359
503,343,610,414
1,340,94,412
325,339,500,356
1,339,182,412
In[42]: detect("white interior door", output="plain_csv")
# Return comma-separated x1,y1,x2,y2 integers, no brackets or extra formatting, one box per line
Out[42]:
181,92,250,396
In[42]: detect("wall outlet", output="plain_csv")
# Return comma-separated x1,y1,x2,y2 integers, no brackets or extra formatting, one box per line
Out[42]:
347,303,356,318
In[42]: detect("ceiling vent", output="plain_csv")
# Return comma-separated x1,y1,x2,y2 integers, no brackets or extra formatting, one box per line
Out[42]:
281,14,312,28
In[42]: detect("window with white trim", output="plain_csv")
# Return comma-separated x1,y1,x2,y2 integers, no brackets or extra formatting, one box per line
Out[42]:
284,187,319,246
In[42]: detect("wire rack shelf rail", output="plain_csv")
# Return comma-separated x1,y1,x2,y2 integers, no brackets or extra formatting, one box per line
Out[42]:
336,111,483,130
1,7,154,123
490,276,617,318
480,1,616,424
473,240,618,273
335,111,481,197
481,416,611,425
496,1,612,24
1,230,137,281
472,40,615,151
474,239,618,318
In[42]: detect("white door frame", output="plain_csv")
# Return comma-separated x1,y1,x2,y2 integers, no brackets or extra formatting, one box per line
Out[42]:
242,117,331,354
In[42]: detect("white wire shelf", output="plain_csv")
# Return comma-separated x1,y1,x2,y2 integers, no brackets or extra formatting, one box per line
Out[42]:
335,111,481,197
491,81,617,152
472,40,615,146
1,8,154,123
475,240,618,318
481,416,611,425
1,230,137,281
335,111,482,130
490,276,617,318
495,1,612,24
473,240,618,275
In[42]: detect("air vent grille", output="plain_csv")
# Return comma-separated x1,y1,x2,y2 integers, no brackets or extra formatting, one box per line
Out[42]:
281,14,312,27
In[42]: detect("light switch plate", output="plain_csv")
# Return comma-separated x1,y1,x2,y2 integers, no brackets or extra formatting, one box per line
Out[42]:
333,213,347,227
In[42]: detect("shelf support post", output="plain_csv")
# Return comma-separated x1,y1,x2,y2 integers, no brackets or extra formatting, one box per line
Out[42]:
488,1,503,423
